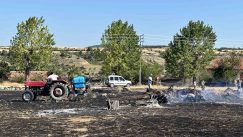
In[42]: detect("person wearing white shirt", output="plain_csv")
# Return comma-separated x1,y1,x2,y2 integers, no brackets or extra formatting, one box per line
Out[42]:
148,75,152,89
47,72,59,81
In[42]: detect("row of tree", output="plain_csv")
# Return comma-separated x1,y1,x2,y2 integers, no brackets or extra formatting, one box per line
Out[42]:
1,16,241,83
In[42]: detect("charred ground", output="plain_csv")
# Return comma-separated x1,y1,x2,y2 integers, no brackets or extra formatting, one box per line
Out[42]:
0,89,243,137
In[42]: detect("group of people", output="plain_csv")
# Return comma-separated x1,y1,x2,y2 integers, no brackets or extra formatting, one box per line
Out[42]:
147,75,161,89
147,75,207,90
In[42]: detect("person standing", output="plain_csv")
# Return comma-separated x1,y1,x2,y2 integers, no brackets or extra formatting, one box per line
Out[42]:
148,75,153,89
156,76,160,86
236,79,242,97
237,79,242,90
201,80,205,90
193,80,197,90
47,72,59,81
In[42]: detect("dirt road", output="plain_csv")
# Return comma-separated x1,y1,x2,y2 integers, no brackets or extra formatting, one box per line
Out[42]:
0,90,243,137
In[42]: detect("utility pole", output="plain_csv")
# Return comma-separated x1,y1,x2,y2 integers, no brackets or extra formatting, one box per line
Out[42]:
139,34,144,85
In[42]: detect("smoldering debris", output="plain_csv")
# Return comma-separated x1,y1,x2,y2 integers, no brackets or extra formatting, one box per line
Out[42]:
162,87,243,105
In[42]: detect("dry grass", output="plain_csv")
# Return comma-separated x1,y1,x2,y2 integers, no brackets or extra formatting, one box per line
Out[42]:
0,81,24,86
68,116,97,124
72,128,88,132
130,85,237,92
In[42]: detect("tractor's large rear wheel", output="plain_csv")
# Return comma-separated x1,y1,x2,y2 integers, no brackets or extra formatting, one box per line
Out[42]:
22,91,34,102
50,83,68,101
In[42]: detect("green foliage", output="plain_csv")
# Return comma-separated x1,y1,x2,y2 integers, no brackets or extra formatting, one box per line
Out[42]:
0,61,10,80
0,50,10,63
66,65,82,80
160,51,165,58
60,50,72,58
101,20,141,81
198,69,213,83
86,47,92,51
213,51,241,81
44,56,63,76
0,50,8,56
84,48,104,64
9,16,55,80
163,20,216,80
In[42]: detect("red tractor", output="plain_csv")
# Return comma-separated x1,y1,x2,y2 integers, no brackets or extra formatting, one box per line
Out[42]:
22,79,69,102
22,75,90,102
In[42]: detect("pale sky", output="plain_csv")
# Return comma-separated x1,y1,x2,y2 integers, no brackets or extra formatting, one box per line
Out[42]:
1,0,243,48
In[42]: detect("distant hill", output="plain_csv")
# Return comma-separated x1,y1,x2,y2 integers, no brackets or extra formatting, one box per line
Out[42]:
142,45,168,48
85,44,168,48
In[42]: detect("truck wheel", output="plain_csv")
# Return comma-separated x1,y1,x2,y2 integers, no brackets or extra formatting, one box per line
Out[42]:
50,83,68,101
22,91,34,102
126,84,131,87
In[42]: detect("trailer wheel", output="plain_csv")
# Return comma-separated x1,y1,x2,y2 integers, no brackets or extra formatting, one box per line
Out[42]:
68,92,76,101
22,91,34,102
50,83,68,101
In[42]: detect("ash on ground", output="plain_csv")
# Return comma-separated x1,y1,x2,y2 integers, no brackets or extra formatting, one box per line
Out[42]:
0,87,243,136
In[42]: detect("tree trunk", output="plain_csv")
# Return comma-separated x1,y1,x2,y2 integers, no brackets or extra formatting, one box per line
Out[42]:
183,77,186,85
24,67,30,81
24,54,31,81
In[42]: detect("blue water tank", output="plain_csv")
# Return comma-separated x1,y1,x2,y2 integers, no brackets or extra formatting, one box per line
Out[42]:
72,76,86,89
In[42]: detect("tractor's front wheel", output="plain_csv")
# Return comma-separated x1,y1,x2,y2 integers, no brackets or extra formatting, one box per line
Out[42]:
50,83,68,101
22,91,34,102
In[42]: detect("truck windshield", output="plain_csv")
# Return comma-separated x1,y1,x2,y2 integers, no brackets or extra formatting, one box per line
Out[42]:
119,77,125,81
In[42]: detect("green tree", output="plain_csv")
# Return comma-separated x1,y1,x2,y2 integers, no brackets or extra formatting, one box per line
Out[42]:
9,17,55,80
0,61,10,80
101,20,141,81
60,50,71,58
92,48,104,62
83,48,104,64
163,20,216,83
213,51,241,82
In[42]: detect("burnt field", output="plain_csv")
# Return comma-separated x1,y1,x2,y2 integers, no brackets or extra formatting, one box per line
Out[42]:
0,89,243,137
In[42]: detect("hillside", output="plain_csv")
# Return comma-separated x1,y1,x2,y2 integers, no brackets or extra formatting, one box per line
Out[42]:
1,46,243,76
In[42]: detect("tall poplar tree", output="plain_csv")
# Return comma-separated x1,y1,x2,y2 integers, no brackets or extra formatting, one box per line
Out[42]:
163,21,217,82
9,17,55,80
101,20,141,80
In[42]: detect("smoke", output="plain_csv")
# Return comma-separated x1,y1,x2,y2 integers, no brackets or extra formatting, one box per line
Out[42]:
201,89,243,104
166,88,243,105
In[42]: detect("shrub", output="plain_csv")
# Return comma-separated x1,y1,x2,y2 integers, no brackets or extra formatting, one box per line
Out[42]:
30,74,43,81
11,75,25,83
198,70,213,83
0,61,10,80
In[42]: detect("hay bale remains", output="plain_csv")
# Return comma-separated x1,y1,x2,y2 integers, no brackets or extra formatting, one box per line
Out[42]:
106,99,119,110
